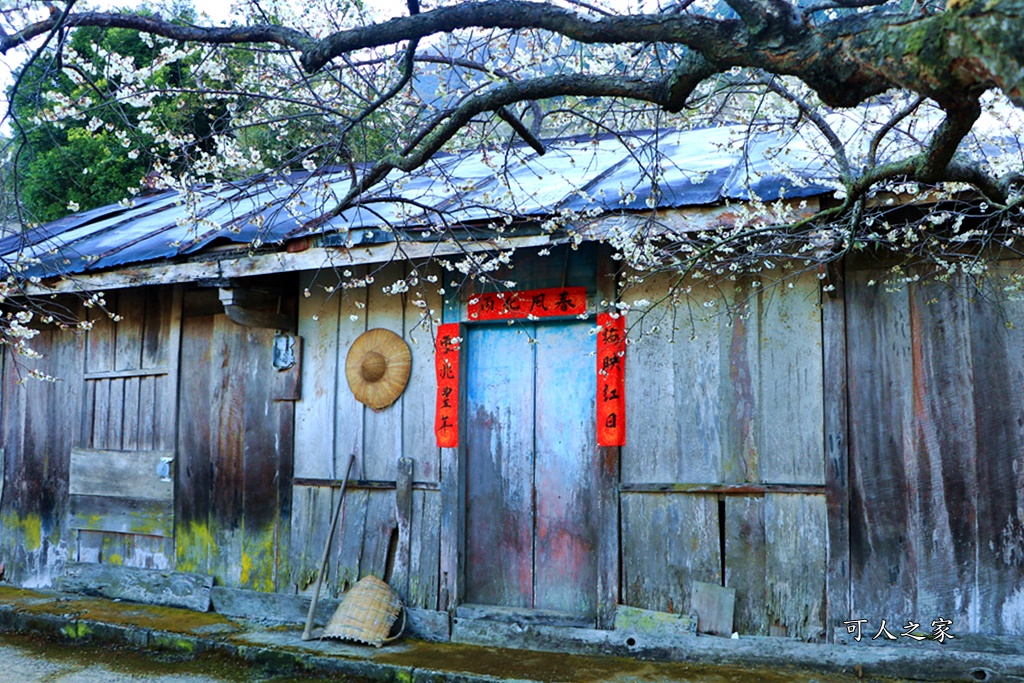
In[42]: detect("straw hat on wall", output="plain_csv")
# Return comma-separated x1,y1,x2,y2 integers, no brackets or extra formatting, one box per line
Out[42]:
345,328,412,410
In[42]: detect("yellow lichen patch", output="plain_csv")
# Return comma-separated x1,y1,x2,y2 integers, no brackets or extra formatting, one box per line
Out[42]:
240,525,278,593
107,553,124,566
2,513,42,551
176,521,215,574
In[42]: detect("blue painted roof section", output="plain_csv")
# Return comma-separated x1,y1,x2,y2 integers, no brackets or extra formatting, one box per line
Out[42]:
3,126,837,280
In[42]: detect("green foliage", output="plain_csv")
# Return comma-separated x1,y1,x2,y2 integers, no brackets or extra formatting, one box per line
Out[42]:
9,3,218,222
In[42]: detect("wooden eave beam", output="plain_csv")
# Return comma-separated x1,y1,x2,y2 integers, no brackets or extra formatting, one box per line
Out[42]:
20,199,820,296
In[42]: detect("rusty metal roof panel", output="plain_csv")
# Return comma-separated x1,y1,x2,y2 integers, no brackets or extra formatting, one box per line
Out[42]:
3,125,849,280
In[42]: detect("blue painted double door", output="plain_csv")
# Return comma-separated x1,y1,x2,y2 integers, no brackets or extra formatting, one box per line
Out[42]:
464,321,601,619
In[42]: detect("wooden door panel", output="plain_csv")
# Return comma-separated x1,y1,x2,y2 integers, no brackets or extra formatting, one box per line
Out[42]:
464,324,536,608
534,322,598,616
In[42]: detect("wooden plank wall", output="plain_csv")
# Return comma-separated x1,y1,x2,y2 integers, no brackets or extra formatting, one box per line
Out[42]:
291,261,442,609
0,305,86,587
847,264,1024,635
75,287,181,569
619,270,826,640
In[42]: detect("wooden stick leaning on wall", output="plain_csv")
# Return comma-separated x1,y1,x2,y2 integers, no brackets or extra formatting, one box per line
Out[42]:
302,452,356,641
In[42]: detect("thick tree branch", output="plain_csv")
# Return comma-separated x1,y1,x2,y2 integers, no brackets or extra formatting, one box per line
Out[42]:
0,11,313,55
330,73,665,216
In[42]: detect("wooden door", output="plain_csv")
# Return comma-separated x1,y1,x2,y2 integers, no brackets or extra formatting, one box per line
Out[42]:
464,320,600,619
175,291,294,591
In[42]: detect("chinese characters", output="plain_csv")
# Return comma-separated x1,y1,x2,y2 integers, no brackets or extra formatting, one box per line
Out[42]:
434,323,461,448
597,313,626,447
468,287,587,321
843,618,955,644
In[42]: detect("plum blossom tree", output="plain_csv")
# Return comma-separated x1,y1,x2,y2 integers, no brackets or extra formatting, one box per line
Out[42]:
0,0,1022,359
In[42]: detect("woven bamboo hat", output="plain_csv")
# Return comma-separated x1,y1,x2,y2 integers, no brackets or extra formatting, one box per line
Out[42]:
346,328,412,410
322,575,405,647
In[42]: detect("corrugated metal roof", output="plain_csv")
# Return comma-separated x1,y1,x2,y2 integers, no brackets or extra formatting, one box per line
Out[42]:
2,125,842,280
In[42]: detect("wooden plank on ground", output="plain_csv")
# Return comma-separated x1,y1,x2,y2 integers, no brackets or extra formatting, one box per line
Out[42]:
620,492,720,616
69,448,174,501
691,580,736,636
725,495,766,636
765,493,826,641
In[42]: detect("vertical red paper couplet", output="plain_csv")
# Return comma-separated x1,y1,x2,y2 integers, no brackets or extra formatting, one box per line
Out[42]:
596,313,626,447
435,323,461,448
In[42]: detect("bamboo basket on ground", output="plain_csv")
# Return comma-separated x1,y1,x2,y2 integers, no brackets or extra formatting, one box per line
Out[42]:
321,575,405,647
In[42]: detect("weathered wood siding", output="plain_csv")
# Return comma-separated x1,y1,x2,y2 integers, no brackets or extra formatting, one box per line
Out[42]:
291,261,442,608
1,306,86,587
74,287,182,569
175,290,294,592
620,271,826,639
847,265,1024,635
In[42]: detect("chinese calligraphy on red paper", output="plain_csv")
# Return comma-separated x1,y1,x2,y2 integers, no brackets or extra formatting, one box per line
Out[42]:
467,287,587,321
597,313,626,446
435,323,461,448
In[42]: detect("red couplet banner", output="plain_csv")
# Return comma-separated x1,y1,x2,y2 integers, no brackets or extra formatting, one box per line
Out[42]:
467,287,587,321
596,313,626,447
435,323,461,448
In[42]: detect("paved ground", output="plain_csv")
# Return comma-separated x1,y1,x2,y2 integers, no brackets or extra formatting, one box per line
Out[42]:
0,633,323,682
1,586,1023,683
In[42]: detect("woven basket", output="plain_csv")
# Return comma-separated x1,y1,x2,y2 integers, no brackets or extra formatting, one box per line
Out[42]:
322,575,405,647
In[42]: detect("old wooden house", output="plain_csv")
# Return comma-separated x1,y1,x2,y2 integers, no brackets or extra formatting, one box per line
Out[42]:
1,126,1022,649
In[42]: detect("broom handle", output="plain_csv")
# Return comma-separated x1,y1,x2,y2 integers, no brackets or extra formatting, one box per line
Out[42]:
302,452,355,641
